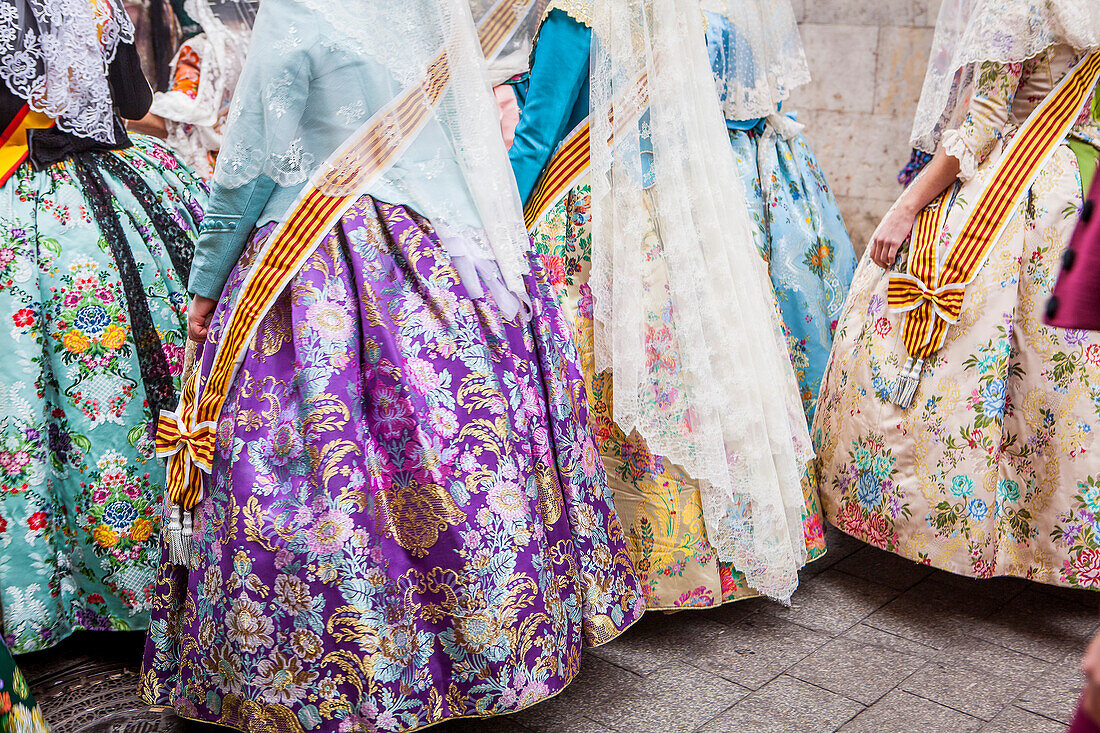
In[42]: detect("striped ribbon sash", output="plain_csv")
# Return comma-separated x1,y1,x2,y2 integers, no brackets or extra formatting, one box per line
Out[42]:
522,71,650,231
476,0,548,64
887,50,1100,408
524,118,591,229
155,7,538,550
0,106,54,186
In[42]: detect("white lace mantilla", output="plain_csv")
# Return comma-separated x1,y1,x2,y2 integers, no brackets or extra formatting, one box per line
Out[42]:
0,0,135,143
215,0,533,313
590,0,812,602
911,0,1100,152
701,0,810,121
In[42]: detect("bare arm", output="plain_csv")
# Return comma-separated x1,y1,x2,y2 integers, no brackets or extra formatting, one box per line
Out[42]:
868,148,961,269
127,112,168,139
870,59,1026,269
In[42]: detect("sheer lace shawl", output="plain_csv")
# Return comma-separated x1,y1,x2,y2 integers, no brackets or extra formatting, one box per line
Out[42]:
214,0,532,308
590,0,812,602
911,0,1100,152
700,0,810,121
0,0,135,143
469,0,544,83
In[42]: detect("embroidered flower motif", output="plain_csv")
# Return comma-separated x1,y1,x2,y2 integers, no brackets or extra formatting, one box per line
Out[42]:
1073,548,1100,588
306,300,351,342
306,510,353,555
487,481,526,522
225,597,275,653
63,329,89,354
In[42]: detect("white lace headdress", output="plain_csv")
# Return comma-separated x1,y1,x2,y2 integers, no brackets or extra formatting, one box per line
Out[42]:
700,0,810,121
589,0,812,602
215,0,533,310
0,0,136,143
911,0,1100,153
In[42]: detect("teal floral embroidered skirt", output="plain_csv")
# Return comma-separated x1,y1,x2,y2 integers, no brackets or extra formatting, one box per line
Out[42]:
0,135,204,653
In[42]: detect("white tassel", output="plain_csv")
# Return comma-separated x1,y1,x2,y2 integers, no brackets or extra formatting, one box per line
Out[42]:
182,509,193,561
166,505,190,567
890,357,924,409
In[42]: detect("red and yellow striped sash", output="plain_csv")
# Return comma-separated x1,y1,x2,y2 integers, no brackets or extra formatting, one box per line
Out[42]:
0,106,54,187
524,118,590,229
157,10,533,512
886,50,1100,408
477,0,548,62
523,71,650,231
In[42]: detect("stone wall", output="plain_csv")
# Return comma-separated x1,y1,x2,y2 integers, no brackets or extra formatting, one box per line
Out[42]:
789,0,943,253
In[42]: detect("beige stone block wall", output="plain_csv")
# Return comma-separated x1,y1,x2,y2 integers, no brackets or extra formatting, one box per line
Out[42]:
789,0,943,253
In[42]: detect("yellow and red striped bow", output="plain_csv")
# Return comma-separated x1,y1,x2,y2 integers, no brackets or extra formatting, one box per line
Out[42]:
887,275,967,347
155,398,215,511
886,49,1100,408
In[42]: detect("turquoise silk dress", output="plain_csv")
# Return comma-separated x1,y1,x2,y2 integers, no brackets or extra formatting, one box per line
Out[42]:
705,12,856,422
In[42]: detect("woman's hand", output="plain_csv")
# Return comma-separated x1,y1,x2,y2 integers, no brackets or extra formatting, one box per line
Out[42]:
187,295,217,344
869,201,918,269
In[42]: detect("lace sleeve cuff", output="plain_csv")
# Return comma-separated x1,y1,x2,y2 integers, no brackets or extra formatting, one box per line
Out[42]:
941,129,982,183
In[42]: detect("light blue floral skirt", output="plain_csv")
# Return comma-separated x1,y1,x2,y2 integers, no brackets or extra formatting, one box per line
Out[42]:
729,122,857,423
0,136,204,653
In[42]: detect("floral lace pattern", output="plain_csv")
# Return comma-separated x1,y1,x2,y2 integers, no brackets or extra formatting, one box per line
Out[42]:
531,182,827,609
910,0,1099,151
589,0,811,601
215,0,533,305
0,0,135,143
701,0,810,122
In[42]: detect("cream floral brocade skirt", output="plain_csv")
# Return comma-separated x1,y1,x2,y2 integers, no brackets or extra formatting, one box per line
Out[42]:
814,143,1100,588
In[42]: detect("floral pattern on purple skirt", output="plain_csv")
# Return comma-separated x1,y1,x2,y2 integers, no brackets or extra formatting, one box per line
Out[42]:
140,196,644,733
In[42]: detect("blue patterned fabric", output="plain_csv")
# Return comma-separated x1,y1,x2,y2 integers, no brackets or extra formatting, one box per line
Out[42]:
727,126,856,422
0,136,205,653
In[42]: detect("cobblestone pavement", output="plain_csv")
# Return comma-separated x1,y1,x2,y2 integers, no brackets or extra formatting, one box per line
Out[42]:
27,526,1098,733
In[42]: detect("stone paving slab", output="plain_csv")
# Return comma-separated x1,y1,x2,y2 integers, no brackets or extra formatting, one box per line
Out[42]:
24,527,1100,733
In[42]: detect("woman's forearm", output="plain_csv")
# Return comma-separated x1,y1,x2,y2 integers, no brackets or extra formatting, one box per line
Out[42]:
128,113,168,139
895,147,962,216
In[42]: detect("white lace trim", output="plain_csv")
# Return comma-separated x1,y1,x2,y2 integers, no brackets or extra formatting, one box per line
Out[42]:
590,0,812,603
941,129,981,182
0,0,135,143
214,0,533,306
702,0,810,122
911,0,1100,152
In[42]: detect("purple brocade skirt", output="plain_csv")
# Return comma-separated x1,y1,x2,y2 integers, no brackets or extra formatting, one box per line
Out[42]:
139,196,644,733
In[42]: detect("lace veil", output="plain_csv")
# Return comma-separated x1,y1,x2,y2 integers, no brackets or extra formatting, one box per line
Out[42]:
911,0,1100,152
700,0,810,121
0,0,135,143
468,0,544,82
590,0,813,601
215,0,532,308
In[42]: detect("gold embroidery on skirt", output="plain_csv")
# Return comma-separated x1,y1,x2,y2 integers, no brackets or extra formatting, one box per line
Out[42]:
375,480,467,557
